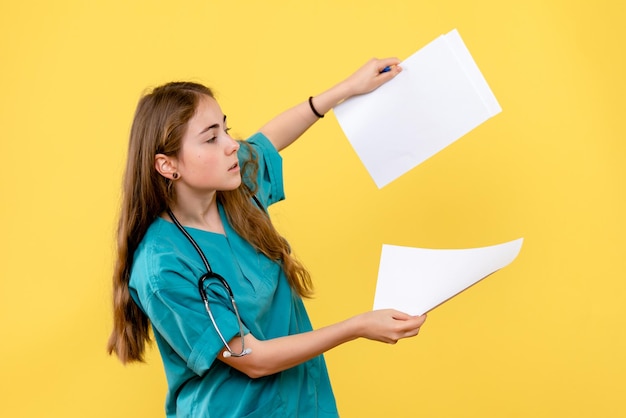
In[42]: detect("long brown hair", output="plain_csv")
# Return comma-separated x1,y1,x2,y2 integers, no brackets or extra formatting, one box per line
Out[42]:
107,82,313,364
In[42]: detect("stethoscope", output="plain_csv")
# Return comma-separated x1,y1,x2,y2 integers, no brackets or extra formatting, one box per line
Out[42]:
167,207,255,358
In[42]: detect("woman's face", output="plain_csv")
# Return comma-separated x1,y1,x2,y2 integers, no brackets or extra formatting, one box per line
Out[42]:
174,95,242,194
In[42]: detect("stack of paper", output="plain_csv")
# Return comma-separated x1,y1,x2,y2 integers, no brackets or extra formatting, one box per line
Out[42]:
334,29,502,188
373,238,523,316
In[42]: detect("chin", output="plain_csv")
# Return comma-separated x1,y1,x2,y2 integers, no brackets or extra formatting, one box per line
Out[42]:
225,178,242,191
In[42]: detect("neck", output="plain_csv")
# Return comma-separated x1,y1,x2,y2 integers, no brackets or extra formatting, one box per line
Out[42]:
168,193,225,234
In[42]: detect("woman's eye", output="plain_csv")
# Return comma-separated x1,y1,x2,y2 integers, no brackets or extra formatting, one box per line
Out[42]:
224,127,232,135
206,136,217,143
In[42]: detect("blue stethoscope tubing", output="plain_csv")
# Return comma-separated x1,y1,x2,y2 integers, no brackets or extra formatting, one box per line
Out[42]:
167,208,251,358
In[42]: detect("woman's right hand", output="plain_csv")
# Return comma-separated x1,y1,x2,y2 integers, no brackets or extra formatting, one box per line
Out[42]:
352,309,427,344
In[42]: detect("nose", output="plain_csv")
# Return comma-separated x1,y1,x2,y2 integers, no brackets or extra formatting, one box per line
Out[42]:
226,136,240,154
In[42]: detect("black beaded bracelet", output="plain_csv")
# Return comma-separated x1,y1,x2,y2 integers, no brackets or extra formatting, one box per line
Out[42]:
308,96,324,118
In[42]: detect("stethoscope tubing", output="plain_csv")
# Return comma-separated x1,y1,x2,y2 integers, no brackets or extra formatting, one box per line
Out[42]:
167,208,250,358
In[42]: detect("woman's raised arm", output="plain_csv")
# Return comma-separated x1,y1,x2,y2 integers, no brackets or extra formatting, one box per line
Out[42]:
259,57,402,151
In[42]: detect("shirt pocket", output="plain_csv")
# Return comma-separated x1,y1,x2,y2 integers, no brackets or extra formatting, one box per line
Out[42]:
240,391,287,418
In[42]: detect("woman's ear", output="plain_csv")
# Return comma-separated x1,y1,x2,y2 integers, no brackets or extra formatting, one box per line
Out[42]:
155,154,179,180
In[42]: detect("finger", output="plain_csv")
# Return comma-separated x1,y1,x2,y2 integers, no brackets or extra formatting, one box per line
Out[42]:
389,309,412,320
378,65,402,78
405,324,423,338
377,57,401,71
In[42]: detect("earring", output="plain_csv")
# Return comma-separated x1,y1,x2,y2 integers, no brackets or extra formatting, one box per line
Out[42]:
172,172,179,180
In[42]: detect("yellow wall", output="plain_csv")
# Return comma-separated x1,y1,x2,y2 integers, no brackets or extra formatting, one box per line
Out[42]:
1,0,624,417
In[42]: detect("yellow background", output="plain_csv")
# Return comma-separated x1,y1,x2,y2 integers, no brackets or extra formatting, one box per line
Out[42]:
1,0,624,417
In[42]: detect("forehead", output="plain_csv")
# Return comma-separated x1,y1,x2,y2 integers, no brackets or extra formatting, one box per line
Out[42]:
187,95,223,132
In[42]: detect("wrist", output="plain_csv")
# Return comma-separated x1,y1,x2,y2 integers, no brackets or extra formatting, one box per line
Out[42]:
344,314,365,341
308,96,324,118
317,80,355,111
333,79,357,103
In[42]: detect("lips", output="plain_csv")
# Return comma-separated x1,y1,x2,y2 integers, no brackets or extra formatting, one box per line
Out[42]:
229,161,239,171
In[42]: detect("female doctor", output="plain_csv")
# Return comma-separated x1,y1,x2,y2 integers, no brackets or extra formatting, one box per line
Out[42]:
107,57,427,417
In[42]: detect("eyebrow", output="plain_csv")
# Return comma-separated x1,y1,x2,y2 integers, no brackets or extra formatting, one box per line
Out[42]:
198,115,227,135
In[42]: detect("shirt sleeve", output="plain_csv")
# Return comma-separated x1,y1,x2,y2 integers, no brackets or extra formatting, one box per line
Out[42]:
239,132,285,209
132,240,248,375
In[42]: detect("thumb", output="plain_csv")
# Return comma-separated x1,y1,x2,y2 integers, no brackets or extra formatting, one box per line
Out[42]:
389,309,412,320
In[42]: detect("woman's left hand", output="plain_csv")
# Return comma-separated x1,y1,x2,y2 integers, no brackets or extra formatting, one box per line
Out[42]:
341,57,403,98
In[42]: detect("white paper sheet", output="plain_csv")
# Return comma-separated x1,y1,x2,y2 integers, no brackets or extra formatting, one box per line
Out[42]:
334,29,502,188
373,238,523,315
